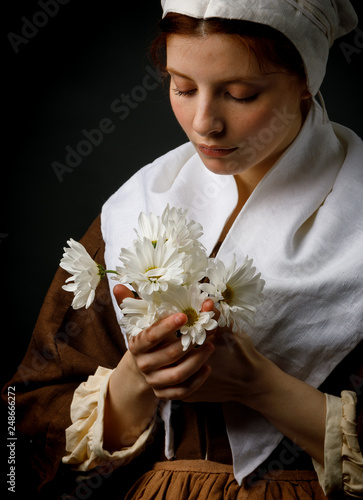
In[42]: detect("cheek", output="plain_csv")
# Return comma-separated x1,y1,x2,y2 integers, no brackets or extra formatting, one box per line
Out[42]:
234,102,298,145
170,96,191,131
233,108,277,141
239,85,300,136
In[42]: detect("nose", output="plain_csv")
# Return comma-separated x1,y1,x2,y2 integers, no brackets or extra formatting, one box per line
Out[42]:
192,96,224,137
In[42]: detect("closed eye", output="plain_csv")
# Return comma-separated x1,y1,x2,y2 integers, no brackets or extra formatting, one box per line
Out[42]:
228,93,259,104
172,88,259,104
172,88,197,97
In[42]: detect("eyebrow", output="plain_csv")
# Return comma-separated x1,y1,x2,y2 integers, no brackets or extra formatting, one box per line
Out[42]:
165,67,266,84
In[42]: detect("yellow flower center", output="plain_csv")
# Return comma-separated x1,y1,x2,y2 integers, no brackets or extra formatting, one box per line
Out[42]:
222,285,234,304
183,307,198,326
146,266,162,281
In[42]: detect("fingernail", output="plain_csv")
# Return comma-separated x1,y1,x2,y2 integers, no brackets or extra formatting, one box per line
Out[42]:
175,314,185,326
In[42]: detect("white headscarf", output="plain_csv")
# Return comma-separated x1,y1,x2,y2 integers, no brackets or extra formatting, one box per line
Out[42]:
161,0,358,95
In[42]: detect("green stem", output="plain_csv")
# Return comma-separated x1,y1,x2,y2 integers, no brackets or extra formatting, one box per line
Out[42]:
97,265,119,279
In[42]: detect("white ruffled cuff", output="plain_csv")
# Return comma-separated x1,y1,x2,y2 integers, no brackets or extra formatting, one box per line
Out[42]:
341,391,363,498
62,366,157,471
312,391,363,497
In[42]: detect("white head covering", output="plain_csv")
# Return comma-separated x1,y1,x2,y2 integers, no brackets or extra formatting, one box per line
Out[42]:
161,0,358,95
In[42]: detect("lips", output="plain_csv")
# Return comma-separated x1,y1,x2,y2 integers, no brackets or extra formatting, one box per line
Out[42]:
198,144,238,158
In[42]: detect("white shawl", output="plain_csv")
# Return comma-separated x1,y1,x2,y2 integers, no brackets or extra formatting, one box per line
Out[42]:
101,99,363,484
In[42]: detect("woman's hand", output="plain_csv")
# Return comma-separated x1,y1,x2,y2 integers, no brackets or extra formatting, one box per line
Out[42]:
108,286,326,466
183,300,326,466
114,285,216,401
114,285,264,406
104,285,217,453
182,299,268,404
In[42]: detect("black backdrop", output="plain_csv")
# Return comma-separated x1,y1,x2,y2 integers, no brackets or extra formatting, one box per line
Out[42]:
2,0,363,388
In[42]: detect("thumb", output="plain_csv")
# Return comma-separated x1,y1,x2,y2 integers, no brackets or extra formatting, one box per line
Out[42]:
201,298,220,338
201,298,220,320
113,284,135,306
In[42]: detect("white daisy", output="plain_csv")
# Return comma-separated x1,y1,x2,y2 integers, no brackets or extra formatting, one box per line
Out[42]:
156,284,217,350
119,296,159,337
161,205,208,283
116,237,187,296
162,205,204,253
182,247,209,285
200,256,265,332
60,239,103,309
134,211,166,247
135,205,204,253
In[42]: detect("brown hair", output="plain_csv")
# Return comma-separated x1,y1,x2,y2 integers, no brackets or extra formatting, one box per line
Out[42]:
151,13,306,82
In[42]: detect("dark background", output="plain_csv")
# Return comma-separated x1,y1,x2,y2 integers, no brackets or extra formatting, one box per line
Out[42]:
2,0,363,388
1,1,363,498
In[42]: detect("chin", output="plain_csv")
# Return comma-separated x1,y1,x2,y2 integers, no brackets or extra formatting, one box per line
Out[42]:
199,157,244,176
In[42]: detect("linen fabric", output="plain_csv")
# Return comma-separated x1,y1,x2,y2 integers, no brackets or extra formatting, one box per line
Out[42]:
313,392,363,496
312,394,344,493
160,0,358,96
62,367,157,471
101,99,363,485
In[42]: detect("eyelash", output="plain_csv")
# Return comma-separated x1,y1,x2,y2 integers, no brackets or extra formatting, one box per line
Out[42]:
172,88,196,97
172,88,259,104
231,93,259,104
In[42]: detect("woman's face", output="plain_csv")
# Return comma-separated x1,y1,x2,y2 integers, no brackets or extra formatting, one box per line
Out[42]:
166,33,308,179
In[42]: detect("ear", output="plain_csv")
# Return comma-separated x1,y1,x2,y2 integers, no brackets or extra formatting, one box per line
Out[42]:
300,84,312,100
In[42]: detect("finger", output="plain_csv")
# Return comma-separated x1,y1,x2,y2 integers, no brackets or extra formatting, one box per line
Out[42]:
144,342,214,388
136,329,215,374
201,298,215,312
129,312,187,355
201,298,219,339
201,298,220,320
135,335,191,374
153,363,212,400
113,284,134,305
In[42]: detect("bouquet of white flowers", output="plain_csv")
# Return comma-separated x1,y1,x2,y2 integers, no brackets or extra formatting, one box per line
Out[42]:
60,205,265,350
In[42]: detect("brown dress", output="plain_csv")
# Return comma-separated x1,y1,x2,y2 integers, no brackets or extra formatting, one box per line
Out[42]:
2,216,362,499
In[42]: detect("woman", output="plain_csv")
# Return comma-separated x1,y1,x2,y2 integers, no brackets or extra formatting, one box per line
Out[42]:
4,0,363,498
